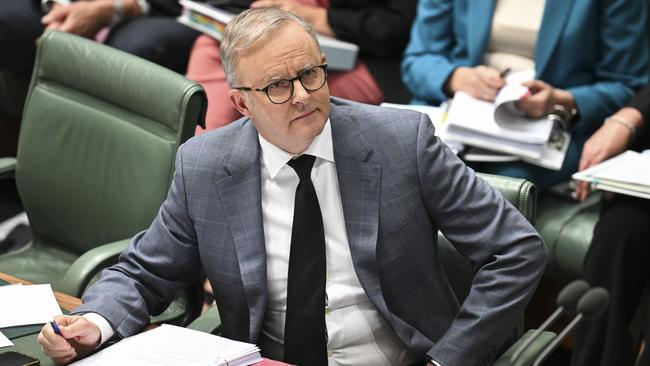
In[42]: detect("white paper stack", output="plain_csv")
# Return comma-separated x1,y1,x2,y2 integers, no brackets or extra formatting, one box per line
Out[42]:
70,324,263,366
177,0,359,70
572,150,650,199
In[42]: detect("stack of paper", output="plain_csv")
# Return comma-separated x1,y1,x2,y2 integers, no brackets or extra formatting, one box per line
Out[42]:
572,150,650,199
70,324,263,366
177,0,359,71
443,71,569,170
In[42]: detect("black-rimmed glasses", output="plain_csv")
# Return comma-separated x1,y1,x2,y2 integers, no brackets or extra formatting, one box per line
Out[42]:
233,64,328,104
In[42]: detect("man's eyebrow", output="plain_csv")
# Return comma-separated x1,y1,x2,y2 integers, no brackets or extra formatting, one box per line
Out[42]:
263,62,318,85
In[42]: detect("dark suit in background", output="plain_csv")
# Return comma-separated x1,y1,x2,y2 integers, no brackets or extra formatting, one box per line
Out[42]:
572,85,650,366
0,0,199,75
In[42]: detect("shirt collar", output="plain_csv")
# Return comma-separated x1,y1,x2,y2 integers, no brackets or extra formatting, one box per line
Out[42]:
258,119,334,180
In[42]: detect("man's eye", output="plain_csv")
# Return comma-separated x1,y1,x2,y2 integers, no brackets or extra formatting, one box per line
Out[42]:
303,68,315,76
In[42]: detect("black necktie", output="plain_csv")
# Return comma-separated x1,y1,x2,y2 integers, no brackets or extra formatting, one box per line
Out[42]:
283,154,327,366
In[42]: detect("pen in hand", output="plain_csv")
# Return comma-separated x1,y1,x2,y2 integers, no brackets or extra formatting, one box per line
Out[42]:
50,320,62,336
499,67,511,79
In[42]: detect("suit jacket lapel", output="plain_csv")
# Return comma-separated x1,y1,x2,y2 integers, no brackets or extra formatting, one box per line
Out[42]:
214,120,267,341
467,0,496,65
330,103,385,306
535,0,575,76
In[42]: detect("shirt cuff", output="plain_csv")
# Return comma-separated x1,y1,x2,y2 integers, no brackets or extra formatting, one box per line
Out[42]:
427,356,444,366
82,313,115,348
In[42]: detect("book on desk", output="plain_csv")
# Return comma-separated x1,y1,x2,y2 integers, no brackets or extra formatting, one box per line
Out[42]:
177,0,359,71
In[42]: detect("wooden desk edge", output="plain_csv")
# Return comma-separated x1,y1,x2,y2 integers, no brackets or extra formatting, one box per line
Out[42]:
0,272,82,312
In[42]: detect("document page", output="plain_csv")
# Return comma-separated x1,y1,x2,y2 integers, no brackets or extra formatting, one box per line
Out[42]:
70,324,262,366
0,331,13,348
0,284,62,328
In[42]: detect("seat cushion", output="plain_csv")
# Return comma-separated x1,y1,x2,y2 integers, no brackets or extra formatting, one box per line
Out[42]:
0,238,78,290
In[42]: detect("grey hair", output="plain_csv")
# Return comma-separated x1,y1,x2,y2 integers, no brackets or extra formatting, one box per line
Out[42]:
220,7,321,87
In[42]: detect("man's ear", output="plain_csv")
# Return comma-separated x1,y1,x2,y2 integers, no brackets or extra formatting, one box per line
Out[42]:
227,89,253,117
321,53,327,64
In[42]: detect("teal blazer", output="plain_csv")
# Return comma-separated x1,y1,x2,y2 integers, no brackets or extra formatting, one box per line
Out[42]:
402,0,649,138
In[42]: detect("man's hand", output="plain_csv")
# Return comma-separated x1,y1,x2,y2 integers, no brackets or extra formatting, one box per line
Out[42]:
575,107,644,200
446,66,506,101
250,0,333,36
37,315,101,365
42,0,113,37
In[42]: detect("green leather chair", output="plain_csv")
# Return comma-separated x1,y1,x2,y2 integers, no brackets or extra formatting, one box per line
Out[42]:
188,173,555,365
0,30,207,325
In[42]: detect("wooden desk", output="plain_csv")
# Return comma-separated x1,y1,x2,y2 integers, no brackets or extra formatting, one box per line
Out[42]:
0,272,82,312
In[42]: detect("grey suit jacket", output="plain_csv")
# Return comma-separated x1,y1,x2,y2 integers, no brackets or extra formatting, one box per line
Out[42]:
77,97,547,366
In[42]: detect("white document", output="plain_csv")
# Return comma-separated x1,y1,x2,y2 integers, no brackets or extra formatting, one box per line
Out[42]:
0,284,62,328
70,324,263,366
447,89,553,145
0,331,13,348
573,150,650,199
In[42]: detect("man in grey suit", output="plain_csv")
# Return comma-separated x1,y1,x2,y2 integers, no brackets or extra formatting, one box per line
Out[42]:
38,7,547,366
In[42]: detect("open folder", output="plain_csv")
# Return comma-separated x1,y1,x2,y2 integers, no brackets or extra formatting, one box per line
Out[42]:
572,150,650,199
70,324,263,366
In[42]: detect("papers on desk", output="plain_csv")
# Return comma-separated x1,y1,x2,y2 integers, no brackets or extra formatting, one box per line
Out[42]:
0,284,61,328
70,324,262,366
177,0,359,70
0,331,13,348
572,150,650,199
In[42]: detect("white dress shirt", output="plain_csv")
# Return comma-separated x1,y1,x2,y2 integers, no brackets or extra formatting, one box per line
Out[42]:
258,120,419,366
89,120,422,365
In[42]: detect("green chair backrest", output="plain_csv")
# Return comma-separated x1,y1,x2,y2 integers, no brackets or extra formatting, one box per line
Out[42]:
15,31,206,254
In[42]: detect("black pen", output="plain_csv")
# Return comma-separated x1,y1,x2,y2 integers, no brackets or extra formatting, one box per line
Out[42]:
499,67,511,79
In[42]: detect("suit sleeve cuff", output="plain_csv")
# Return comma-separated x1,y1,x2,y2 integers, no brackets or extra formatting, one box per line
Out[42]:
82,313,115,347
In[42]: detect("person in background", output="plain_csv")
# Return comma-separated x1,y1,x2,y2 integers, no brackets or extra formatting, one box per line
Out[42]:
0,0,199,76
401,0,649,192
571,84,650,366
37,8,546,366
187,0,417,133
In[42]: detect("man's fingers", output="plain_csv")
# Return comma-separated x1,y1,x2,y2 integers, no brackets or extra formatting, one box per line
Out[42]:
44,21,62,31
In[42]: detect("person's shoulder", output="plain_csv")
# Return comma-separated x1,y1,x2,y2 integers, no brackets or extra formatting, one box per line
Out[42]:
178,117,253,171
330,97,424,130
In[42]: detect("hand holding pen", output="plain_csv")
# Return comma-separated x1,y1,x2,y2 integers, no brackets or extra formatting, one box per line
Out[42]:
446,65,507,101
38,316,102,365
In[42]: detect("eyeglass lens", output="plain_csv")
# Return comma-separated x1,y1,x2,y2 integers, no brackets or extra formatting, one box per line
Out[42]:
266,66,327,104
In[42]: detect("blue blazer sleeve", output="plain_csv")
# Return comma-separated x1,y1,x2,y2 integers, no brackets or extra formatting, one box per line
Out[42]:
400,0,460,103
561,0,649,136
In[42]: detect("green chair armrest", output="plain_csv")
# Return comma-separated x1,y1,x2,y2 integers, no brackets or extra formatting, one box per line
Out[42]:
493,329,556,366
187,305,221,334
59,238,130,297
0,157,16,178
477,173,537,224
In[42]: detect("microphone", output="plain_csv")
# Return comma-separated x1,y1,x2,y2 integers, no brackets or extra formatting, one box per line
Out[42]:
531,287,610,366
509,280,590,364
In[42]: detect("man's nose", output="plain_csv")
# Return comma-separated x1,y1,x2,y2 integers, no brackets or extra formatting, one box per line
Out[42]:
291,79,310,105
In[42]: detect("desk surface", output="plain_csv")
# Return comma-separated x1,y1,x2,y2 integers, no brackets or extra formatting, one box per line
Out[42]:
0,272,82,365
